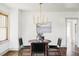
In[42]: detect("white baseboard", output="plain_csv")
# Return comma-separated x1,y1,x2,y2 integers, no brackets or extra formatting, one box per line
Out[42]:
0,48,19,56
0,49,9,56
9,48,19,51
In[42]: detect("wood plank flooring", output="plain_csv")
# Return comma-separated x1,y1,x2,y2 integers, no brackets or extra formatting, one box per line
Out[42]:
3,47,67,56
3,51,19,56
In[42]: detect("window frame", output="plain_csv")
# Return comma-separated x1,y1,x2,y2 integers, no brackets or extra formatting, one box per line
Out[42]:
0,12,8,42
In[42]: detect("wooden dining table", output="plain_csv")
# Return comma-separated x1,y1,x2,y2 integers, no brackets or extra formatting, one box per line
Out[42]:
29,39,51,56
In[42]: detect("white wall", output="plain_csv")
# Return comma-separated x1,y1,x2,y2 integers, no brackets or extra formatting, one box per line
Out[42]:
18,10,22,38
21,11,79,47
0,4,9,55
9,8,19,50
21,11,37,45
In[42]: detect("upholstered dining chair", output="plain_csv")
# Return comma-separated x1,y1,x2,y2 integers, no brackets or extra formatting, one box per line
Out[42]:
18,38,31,56
31,43,45,56
48,38,62,56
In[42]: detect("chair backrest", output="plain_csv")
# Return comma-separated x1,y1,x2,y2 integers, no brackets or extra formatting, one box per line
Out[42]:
31,43,45,53
57,38,62,47
19,38,23,46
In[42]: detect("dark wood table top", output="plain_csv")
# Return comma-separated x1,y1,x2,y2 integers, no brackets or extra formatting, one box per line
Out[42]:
29,39,51,43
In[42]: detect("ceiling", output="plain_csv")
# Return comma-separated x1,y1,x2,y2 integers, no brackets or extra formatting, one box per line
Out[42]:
3,3,79,12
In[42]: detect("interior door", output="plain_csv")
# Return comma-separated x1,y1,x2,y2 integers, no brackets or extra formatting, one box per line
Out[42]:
66,18,78,56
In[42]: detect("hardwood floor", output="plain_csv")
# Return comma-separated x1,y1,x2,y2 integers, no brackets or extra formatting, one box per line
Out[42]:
3,47,67,56
3,51,18,56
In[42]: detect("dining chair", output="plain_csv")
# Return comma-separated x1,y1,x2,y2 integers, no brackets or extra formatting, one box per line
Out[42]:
31,43,45,56
18,38,31,56
48,38,62,56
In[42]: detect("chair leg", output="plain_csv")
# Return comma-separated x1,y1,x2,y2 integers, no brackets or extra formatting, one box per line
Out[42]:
18,49,23,56
21,49,23,56
58,48,61,56
18,49,22,56
18,50,20,56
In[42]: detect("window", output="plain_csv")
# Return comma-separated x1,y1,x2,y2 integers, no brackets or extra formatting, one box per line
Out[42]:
0,13,8,41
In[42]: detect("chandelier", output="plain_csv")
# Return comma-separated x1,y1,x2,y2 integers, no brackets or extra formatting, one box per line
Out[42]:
33,3,48,24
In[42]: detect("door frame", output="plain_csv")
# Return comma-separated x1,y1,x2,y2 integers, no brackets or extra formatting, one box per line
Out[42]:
65,17,78,56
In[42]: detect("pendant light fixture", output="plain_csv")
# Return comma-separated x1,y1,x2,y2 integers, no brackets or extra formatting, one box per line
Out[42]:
33,3,48,24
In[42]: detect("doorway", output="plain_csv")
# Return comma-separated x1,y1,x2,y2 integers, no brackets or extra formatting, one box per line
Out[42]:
66,18,78,56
